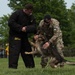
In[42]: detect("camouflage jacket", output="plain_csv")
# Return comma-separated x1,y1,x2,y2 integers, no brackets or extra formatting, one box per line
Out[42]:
37,18,63,44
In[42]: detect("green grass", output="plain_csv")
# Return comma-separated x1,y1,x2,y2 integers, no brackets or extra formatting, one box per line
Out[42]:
0,57,75,75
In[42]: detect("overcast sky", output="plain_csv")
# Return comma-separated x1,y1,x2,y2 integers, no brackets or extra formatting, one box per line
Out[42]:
0,0,75,17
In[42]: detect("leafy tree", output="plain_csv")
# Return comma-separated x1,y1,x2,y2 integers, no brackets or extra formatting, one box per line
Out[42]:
0,15,9,44
67,3,75,48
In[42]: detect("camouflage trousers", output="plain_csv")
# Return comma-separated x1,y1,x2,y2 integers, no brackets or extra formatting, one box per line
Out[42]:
40,43,65,68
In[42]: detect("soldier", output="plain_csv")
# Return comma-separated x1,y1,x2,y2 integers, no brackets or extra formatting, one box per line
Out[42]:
33,14,67,68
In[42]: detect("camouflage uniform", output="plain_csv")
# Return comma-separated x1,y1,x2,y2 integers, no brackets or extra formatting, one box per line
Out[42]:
37,18,65,68
56,29,64,57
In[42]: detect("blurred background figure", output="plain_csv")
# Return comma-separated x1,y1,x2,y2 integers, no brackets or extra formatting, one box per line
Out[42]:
5,43,9,58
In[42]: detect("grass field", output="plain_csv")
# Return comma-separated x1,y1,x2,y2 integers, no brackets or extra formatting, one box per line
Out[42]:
0,57,75,75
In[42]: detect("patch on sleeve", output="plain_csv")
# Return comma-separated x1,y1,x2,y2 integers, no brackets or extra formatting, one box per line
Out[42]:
54,28,57,31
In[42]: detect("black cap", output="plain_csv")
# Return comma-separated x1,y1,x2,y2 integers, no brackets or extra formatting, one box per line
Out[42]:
44,14,51,20
44,15,51,23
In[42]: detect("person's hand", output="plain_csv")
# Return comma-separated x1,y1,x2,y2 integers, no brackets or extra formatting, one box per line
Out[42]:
42,42,50,49
34,35,39,40
22,26,27,32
